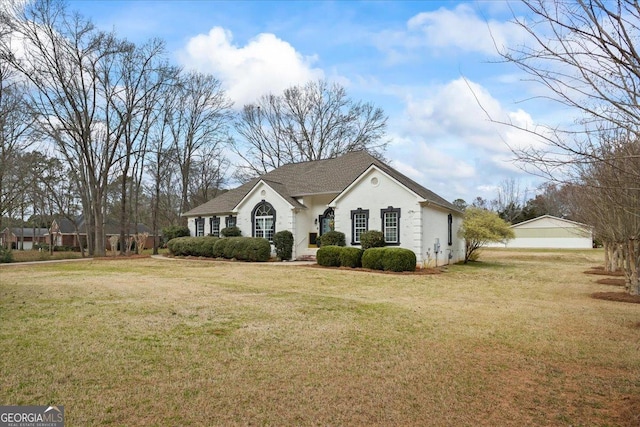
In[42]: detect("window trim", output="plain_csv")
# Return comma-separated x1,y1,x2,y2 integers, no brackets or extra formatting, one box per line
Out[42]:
350,208,369,245
209,216,220,237
381,206,401,245
225,215,236,228
252,200,276,242
195,217,205,236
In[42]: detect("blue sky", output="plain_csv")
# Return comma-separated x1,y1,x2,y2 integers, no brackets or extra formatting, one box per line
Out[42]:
68,0,563,203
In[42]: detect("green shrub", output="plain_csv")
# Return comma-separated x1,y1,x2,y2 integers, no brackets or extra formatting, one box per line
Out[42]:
360,230,386,250
162,225,190,242
200,236,219,257
361,247,385,270
223,237,243,259
318,231,345,247
239,237,271,262
0,246,13,263
316,245,342,267
273,230,294,260
221,226,242,237
381,248,416,272
339,247,363,268
167,236,190,256
212,238,229,258
362,247,416,272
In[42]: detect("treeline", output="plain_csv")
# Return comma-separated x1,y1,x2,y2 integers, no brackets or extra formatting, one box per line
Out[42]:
0,0,387,256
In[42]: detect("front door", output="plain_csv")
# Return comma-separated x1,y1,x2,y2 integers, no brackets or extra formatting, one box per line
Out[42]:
319,208,335,236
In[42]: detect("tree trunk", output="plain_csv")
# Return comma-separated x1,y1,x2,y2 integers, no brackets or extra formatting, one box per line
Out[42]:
628,238,639,296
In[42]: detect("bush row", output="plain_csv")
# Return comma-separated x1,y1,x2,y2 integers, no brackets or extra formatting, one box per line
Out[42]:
317,245,416,272
167,236,271,262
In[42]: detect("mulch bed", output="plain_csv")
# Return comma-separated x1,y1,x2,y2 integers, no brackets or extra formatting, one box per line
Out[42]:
591,292,640,304
585,267,640,303
595,278,626,286
584,267,625,276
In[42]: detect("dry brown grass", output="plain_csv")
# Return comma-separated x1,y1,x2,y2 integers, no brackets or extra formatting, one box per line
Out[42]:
1,249,639,426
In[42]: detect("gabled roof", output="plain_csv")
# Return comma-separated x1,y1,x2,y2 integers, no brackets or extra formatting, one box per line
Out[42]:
2,227,48,238
182,150,460,217
511,215,592,229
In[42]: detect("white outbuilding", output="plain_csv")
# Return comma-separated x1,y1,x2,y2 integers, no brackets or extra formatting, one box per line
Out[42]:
502,215,593,249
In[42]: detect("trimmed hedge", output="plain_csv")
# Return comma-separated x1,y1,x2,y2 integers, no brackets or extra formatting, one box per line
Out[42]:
162,225,190,241
316,245,343,267
221,226,242,237
316,245,363,268
339,247,363,268
362,247,416,272
361,247,384,271
167,236,270,262
318,230,346,247
360,230,385,250
273,230,294,260
167,236,219,257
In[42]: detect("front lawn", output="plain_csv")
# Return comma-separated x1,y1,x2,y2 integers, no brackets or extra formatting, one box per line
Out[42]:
0,250,638,426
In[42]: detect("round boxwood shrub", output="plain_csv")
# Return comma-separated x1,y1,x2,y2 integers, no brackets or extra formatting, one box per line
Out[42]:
360,230,385,250
162,225,190,242
238,237,271,262
361,247,385,270
273,230,294,260
316,245,342,267
339,247,363,268
223,237,243,259
212,238,229,258
381,248,416,272
200,236,219,257
318,230,345,247
167,236,191,256
362,247,416,272
221,226,242,237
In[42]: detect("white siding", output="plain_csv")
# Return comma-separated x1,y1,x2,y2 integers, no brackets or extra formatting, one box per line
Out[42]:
332,167,424,259
234,182,295,256
420,205,465,267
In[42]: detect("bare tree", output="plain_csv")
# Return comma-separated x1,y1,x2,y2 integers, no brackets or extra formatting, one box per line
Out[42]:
0,0,135,256
493,0,640,294
164,71,232,219
491,178,528,224
0,62,35,231
233,79,388,180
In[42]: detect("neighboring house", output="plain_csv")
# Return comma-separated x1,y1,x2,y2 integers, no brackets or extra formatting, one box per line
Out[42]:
0,227,48,250
48,216,155,250
182,151,465,266
496,215,593,249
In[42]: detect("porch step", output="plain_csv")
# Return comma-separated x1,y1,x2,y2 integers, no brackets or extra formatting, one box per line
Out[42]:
296,255,316,262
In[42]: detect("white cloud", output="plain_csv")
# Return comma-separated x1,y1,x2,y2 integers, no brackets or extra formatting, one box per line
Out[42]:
406,4,522,55
384,77,549,202
179,27,324,106
374,4,528,62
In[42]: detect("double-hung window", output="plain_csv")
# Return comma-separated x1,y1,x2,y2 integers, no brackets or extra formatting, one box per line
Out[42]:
381,207,401,245
225,216,236,228
210,217,220,237
350,208,369,245
195,217,205,236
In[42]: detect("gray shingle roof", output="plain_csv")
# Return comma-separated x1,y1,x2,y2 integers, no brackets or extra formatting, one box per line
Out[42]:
182,151,459,216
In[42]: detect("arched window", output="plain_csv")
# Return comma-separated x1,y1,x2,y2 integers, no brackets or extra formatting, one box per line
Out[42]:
318,208,335,236
252,201,276,241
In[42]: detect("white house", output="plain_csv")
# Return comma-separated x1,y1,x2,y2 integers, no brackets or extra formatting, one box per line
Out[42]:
182,151,465,266
499,215,593,249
